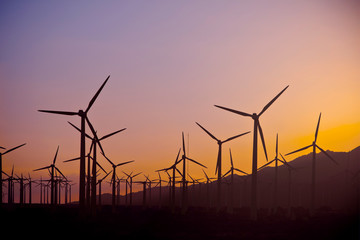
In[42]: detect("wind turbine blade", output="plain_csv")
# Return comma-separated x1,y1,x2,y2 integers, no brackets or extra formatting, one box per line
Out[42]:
202,169,210,181
222,169,231,178
156,167,170,172
195,122,218,141
276,134,279,157
101,170,112,181
314,113,321,143
53,146,59,164
2,143,26,155
38,110,78,116
132,172,142,178
63,157,81,163
88,141,94,154
215,147,221,175
96,162,107,174
234,168,248,175
316,145,339,165
175,168,183,178
258,159,275,171
257,122,268,161
96,139,105,157
285,144,312,156
101,152,114,166
279,153,290,164
2,171,10,178
175,148,181,164
229,148,233,168
214,105,252,117
99,128,127,141
68,121,92,139
187,173,195,182
222,131,251,143
186,157,207,168
258,85,289,116
116,160,134,167
0,146,5,150
122,171,131,178
85,116,98,140
33,166,51,172
182,132,186,155
55,167,66,180
86,75,110,113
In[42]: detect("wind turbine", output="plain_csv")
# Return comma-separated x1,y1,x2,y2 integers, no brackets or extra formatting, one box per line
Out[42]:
97,171,112,207
285,113,338,215
257,134,283,213
0,143,26,204
68,120,126,210
187,173,203,207
101,152,133,211
156,148,182,210
202,169,216,209
215,85,289,220
177,132,207,213
154,171,167,208
123,171,142,206
38,75,110,208
279,153,302,217
222,148,248,213
134,179,148,209
196,122,249,210
2,166,17,204
33,146,67,205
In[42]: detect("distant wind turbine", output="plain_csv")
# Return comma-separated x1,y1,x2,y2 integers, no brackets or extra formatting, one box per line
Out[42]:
177,132,207,213
123,171,142,206
101,152,133,211
196,122,249,211
33,146,67,205
215,85,289,220
222,148,248,213
285,113,338,215
0,143,26,204
257,134,283,213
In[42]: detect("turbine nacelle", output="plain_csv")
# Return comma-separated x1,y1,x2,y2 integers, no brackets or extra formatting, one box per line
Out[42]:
78,109,85,116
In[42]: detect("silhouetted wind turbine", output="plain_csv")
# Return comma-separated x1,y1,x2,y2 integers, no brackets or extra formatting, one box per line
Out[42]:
196,122,249,210
33,146,67,205
154,171,167,208
222,148,248,213
215,85,289,220
101,152,133,211
134,179,148,209
202,169,216,209
285,113,338,215
0,143,26,204
257,134,283,213
38,75,110,208
279,153,300,217
3,166,17,204
156,148,182,210
177,132,207,213
97,171,112,207
123,171,142,206
68,120,126,210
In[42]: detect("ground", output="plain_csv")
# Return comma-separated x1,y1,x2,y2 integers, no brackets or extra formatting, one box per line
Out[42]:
1,204,358,240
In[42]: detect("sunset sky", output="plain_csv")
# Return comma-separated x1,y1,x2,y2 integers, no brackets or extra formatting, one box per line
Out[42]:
1,1,359,200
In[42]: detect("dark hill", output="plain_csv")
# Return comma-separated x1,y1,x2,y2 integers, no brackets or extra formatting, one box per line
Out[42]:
96,146,360,213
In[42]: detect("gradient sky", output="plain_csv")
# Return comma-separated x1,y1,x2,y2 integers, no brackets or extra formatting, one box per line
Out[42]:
1,1,360,200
